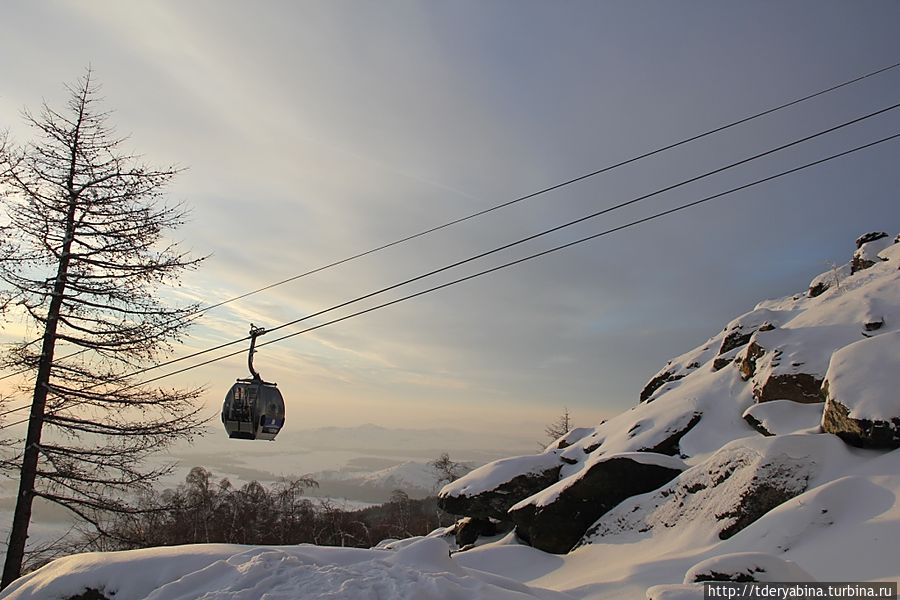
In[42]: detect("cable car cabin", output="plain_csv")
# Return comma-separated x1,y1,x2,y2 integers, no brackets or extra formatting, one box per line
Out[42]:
221,377,285,441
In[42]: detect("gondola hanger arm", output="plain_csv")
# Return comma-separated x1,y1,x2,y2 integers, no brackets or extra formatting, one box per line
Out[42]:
247,324,267,380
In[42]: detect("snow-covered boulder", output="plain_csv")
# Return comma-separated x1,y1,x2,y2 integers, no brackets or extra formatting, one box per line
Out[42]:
438,453,563,521
851,231,892,273
718,308,784,356
640,368,687,403
509,452,685,553
808,262,851,298
683,552,814,583
742,400,823,436
452,516,510,548
736,327,835,404
580,435,857,547
822,331,900,448
546,427,594,451
648,553,814,598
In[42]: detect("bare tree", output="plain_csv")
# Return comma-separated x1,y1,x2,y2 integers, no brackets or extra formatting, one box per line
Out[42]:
544,407,572,443
429,452,469,487
0,70,207,587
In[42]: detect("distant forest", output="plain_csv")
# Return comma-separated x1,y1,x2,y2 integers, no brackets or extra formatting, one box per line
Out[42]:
74,467,455,555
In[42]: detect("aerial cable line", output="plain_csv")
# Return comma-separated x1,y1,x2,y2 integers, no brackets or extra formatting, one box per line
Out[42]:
2,93,894,416
188,58,900,311
1,128,897,433
0,99,897,422
129,130,900,390
1,59,897,384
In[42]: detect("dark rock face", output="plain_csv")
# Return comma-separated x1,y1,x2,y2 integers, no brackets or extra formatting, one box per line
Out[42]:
716,483,802,539
738,340,824,404
509,455,683,554
454,517,499,547
720,330,753,356
640,370,685,403
720,323,773,356
581,445,812,548
713,357,734,371
66,590,110,600
851,232,890,274
753,372,824,404
852,256,879,274
438,465,563,522
743,412,774,436
691,571,758,583
855,231,889,249
641,412,702,456
864,317,884,332
808,281,829,298
739,342,766,381
822,391,900,450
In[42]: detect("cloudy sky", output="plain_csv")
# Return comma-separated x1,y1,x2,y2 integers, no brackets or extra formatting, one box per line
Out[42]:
1,1,900,438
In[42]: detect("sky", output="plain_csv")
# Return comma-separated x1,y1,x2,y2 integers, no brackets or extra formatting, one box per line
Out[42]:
1,1,900,440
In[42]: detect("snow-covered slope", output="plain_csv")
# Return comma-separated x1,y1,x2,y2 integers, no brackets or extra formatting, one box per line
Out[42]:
0,539,572,600
3,232,899,599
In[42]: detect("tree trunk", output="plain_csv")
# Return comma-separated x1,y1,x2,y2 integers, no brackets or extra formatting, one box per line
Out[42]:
1,193,78,588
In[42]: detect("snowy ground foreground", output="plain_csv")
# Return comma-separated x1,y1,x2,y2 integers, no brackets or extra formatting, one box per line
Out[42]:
0,539,573,600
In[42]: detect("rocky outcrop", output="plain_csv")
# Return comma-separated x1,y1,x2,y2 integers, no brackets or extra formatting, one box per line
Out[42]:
821,397,900,449
851,231,891,274
446,230,900,569
580,437,828,547
712,356,734,371
821,332,900,449
547,427,594,451
640,370,685,403
739,338,825,404
743,411,773,436
509,453,684,554
856,231,889,247
640,412,702,456
720,311,779,356
738,341,765,380
719,329,753,356
753,372,824,404
453,517,503,548
438,454,563,522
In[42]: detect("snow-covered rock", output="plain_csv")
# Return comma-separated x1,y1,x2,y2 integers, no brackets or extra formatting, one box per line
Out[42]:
508,452,685,553
581,434,859,546
822,331,900,448
545,427,594,451
452,516,510,548
718,307,785,356
851,231,892,273
742,400,823,436
683,551,814,583
808,262,851,298
438,453,563,521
